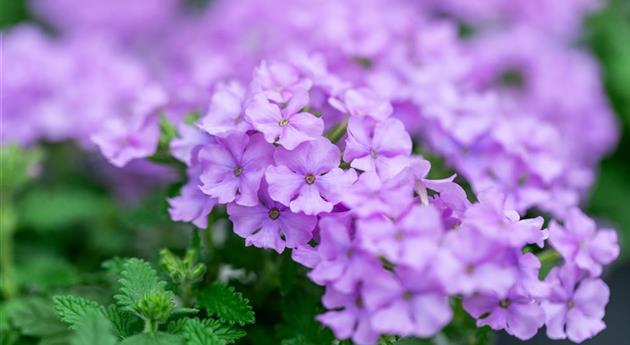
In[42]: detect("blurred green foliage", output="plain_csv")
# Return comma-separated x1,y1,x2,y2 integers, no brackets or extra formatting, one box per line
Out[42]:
585,0,630,259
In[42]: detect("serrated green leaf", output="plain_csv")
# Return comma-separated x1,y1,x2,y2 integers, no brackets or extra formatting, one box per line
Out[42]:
167,318,190,334
104,305,141,338
53,295,104,329
114,258,168,310
5,297,68,337
103,257,128,276
183,319,223,345
182,318,245,345
119,332,185,345
197,283,254,325
70,310,117,345
202,319,246,344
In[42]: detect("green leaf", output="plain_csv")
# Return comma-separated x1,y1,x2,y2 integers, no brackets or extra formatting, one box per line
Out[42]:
119,332,185,345
197,283,254,325
114,258,168,310
18,187,108,231
202,319,246,344
181,318,246,345
276,284,333,345
439,299,494,345
104,305,141,338
395,338,432,345
167,318,190,334
0,145,42,193
5,297,68,337
183,319,222,345
53,295,104,329
16,255,79,290
70,310,118,345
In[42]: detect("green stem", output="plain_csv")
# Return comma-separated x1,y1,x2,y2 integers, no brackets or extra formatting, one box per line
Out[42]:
0,197,17,299
326,118,348,143
143,318,159,333
537,249,561,265
180,281,193,308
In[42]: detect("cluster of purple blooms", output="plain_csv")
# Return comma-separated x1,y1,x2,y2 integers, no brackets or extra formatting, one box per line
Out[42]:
2,0,621,343
168,56,619,344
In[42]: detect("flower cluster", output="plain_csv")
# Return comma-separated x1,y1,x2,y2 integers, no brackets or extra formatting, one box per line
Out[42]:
2,0,621,343
4,0,617,217
168,56,619,344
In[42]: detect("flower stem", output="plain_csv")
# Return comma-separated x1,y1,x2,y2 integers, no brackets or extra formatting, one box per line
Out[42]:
537,249,561,265
143,318,159,333
0,197,17,299
326,118,348,143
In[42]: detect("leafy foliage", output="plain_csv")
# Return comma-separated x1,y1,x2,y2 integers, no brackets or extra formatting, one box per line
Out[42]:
70,310,118,345
114,258,170,311
44,254,251,345
53,295,104,329
197,283,255,325
119,332,185,345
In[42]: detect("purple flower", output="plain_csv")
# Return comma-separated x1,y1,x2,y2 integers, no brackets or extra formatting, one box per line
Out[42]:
92,115,160,168
464,189,548,247
363,267,452,338
309,213,375,294
168,170,217,229
341,169,415,218
344,116,412,178
441,226,518,295
550,208,619,276
265,138,357,215
198,133,273,206
198,81,251,137
317,287,378,345
170,123,213,166
542,264,609,343
463,285,545,340
227,183,317,253
251,60,312,103
245,91,324,150
330,87,392,121
357,205,443,269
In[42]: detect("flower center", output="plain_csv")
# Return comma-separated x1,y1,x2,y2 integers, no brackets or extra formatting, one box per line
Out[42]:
499,299,510,309
268,207,280,220
403,291,414,301
567,299,575,310
394,231,405,241
278,119,289,127
305,174,316,185
465,264,474,273
355,296,364,309
370,148,378,159
233,166,244,177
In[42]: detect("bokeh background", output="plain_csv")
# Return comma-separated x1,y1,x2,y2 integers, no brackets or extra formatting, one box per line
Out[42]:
1,0,629,344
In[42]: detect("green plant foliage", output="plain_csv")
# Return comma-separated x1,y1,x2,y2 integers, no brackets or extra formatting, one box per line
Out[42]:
5,297,69,338
119,332,185,345
18,188,109,231
197,283,255,325
70,310,118,345
114,258,172,312
53,295,104,329
104,305,141,338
